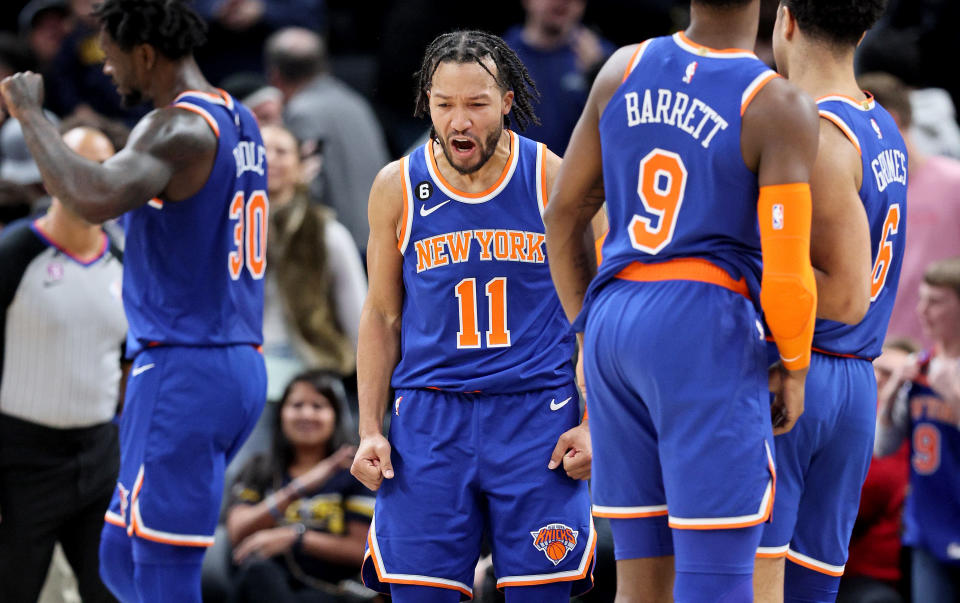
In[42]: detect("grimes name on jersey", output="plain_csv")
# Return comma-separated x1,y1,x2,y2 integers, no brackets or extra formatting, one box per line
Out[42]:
415,229,545,273
871,148,907,192
625,88,728,149
234,140,267,178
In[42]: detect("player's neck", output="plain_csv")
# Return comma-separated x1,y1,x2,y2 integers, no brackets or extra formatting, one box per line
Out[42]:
37,202,103,260
152,57,218,108
686,3,759,53
785,45,862,102
434,130,512,194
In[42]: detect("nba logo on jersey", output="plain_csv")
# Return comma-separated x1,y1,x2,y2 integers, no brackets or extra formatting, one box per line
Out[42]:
530,523,578,565
772,203,784,230
682,61,698,84
871,118,883,139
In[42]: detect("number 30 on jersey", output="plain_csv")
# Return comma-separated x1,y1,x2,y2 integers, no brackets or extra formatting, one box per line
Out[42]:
228,190,268,280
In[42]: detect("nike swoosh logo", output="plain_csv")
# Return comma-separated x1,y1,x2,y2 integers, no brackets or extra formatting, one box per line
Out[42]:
131,363,155,377
550,396,573,411
419,200,450,217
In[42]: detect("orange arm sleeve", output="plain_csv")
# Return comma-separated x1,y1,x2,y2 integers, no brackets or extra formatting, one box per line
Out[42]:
758,183,817,371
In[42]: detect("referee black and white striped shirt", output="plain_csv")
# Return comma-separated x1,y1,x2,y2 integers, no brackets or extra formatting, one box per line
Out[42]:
0,218,126,428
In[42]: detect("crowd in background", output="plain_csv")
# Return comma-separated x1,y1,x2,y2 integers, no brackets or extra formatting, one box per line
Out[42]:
1,0,959,601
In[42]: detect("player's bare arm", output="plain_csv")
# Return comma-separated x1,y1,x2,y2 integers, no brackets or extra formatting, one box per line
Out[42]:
743,77,819,434
544,44,639,324
351,159,405,491
0,72,216,223
808,119,871,324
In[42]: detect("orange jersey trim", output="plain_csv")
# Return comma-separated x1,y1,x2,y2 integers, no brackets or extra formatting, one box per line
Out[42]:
676,31,753,55
818,111,862,156
397,159,411,252
615,257,750,300
741,72,780,116
815,92,875,111
539,144,548,208
172,103,220,138
622,43,646,82
428,131,515,199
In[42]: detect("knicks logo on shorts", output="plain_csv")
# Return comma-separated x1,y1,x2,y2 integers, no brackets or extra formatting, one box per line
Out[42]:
530,523,578,565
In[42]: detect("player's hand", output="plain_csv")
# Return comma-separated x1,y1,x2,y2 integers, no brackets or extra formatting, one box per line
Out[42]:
769,362,806,435
351,433,394,491
548,422,591,480
0,72,45,122
232,525,299,563
291,444,356,495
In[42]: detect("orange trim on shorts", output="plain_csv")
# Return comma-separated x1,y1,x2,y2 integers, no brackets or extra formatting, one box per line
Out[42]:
741,72,780,116
755,549,788,559
497,537,596,588
592,508,669,519
397,162,410,252
615,257,750,300
786,551,845,577
173,104,220,138
428,131,515,199
104,514,126,529
365,533,473,597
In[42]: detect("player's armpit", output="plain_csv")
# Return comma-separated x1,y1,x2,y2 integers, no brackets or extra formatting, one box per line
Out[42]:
758,183,817,371
807,119,871,324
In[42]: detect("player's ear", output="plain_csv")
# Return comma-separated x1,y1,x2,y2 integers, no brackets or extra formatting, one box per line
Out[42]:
780,5,797,40
502,89,514,116
135,43,157,71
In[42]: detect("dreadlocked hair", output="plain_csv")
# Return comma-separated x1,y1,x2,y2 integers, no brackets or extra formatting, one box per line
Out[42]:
93,0,207,60
414,30,540,132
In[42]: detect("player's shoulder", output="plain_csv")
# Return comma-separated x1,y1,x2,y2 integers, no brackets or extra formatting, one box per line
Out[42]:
127,105,219,159
744,76,818,142
368,158,406,216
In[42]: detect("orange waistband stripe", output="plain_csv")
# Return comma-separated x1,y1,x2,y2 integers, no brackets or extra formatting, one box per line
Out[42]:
615,258,750,300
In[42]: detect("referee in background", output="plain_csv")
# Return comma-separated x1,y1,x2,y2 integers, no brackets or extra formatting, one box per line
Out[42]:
0,121,127,603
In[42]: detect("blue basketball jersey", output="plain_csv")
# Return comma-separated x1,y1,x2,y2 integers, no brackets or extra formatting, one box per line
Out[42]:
811,96,907,359
122,90,267,357
585,33,779,318
390,132,575,393
902,353,960,564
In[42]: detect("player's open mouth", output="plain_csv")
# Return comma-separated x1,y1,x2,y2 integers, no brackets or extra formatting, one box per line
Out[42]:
450,137,477,156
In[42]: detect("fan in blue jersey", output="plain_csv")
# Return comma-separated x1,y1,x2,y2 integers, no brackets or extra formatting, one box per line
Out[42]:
876,258,960,603
0,1,268,601
545,0,821,601
349,31,594,603
753,2,904,602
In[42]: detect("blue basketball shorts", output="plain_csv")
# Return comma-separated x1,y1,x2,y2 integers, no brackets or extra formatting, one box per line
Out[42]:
758,351,876,576
585,278,775,553
361,385,595,600
103,344,265,558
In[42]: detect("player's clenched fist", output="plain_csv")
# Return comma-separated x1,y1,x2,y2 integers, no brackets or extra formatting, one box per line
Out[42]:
351,433,394,491
0,72,44,121
548,422,592,480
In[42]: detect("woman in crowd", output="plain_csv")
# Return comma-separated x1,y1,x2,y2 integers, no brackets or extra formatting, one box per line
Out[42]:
261,124,367,399
226,370,374,603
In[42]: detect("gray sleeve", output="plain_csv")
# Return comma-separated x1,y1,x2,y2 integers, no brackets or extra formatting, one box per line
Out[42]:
324,219,367,347
875,382,911,457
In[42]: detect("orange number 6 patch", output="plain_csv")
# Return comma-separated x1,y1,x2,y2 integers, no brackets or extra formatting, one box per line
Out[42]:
629,149,688,254
228,190,269,280
455,277,510,349
870,203,900,301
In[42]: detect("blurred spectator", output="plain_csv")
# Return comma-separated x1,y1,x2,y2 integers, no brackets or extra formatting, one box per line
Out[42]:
503,0,614,154
221,71,284,127
876,257,960,603
225,371,373,603
261,124,366,400
265,28,389,252
0,112,59,212
907,87,960,160
193,0,326,85
861,73,960,350
838,338,919,603
0,33,34,79
17,0,69,69
0,124,126,603
44,0,147,123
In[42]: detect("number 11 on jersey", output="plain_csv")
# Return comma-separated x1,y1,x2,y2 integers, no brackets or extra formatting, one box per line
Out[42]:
455,277,511,349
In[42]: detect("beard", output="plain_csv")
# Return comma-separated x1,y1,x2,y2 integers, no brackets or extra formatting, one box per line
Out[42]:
120,88,144,108
437,126,503,176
